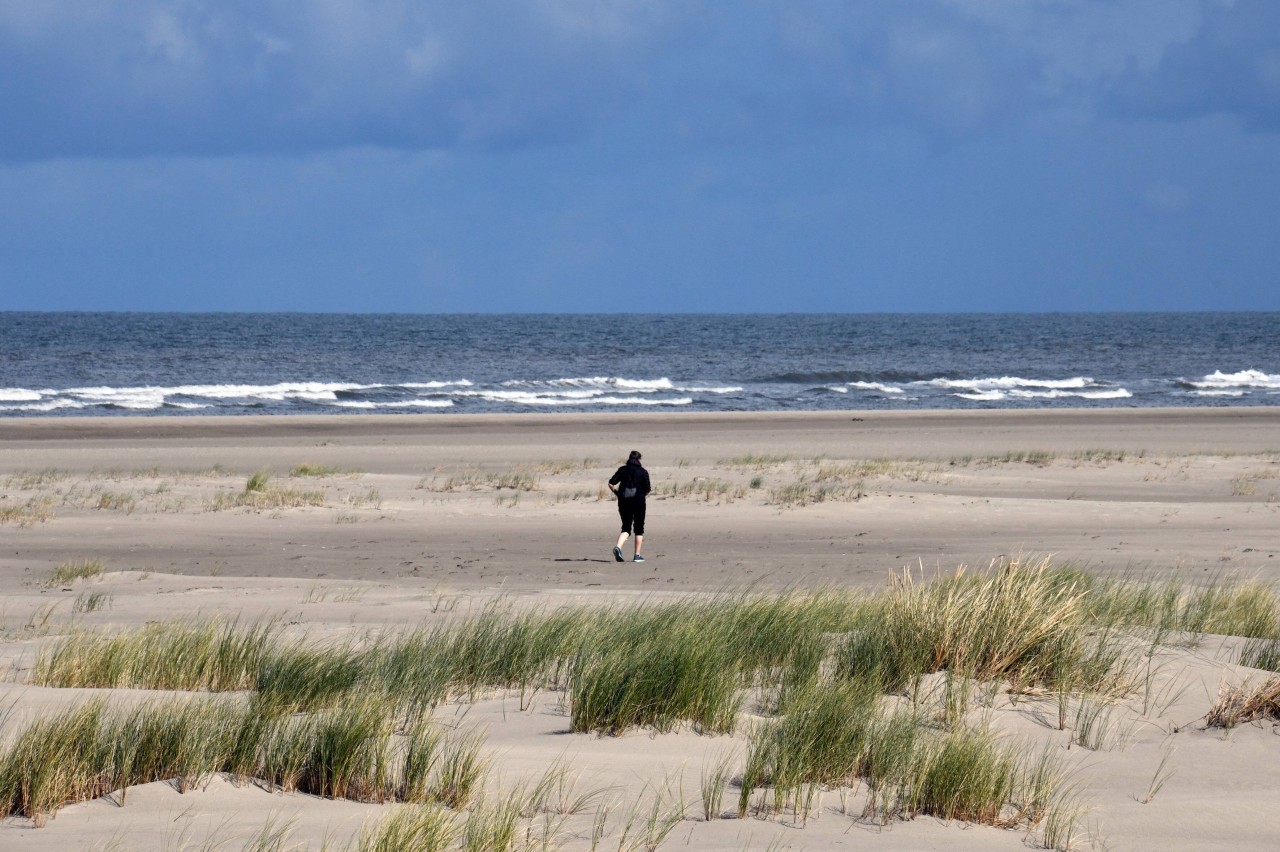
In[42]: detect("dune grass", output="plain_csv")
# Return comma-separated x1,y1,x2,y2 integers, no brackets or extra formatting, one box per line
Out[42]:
290,462,342,477
203,470,327,511
33,560,1280,727
46,558,105,587
1204,677,1280,728
0,496,55,526
717,453,792,469
426,468,542,493
837,560,1140,699
768,479,865,507
355,804,458,852
656,477,746,502
0,695,488,826
1240,637,1280,671
18,557,1280,835
35,618,284,691
72,591,111,613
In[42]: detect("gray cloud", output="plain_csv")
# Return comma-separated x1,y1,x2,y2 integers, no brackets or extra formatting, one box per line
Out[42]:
0,1,682,158
1104,0,1280,131
1,1,1275,161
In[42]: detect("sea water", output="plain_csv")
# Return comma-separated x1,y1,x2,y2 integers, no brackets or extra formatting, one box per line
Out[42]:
1,312,1276,416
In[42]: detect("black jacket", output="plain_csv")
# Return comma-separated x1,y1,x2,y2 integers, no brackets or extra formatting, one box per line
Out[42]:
609,461,651,500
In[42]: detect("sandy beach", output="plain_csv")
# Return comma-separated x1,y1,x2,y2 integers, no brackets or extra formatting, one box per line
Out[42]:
2,408,1279,850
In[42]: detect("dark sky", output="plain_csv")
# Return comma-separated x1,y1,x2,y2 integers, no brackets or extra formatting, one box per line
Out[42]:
2,1,1278,312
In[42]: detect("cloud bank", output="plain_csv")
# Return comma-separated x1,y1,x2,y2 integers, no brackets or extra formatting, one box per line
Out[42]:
2,0,1276,162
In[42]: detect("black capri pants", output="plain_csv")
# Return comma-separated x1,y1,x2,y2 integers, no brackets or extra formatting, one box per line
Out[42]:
618,497,646,536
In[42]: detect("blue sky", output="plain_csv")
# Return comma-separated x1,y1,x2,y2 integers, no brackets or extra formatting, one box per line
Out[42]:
2,1,1278,313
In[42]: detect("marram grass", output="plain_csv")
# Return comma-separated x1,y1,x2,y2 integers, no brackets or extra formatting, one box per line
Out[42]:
0,695,487,825
31,560,1280,730
35,617,283,692
18,556,1280,834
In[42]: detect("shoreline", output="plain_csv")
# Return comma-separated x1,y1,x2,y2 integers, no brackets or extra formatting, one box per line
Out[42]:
3,407,1277,460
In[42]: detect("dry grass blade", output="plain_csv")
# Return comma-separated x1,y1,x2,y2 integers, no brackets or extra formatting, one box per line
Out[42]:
1204,677,1280,728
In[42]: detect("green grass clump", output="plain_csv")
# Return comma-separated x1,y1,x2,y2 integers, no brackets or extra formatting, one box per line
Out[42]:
1046,568,1280,640
46,559,105,587
35,618,282,692
815,459,939,482
362,606,590,711
570,622,739,735
1241,637,1280,671
741,682,1064,830
658,478,745,502
72,591,111,613
4,469,69,489
356,804,459,852
717,453,792,469
206,474,326,511
768,480,864,507
1072,448,1133,463
92,491,136,512
838,559,1111,693
253,638,367,714
740,677,881,818
0,696,488,826
0,698,240,825
425,468,541,492
569,593,850,735
290,462,341,477
0,497,56,526
246,469,272,492
995,450,1055,465
488,472,540,491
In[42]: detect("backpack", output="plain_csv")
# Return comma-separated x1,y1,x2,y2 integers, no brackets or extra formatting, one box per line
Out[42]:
620,467,638,499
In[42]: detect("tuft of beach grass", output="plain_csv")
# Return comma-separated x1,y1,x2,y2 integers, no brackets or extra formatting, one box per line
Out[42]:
15,556,1280,837
46,559,105,587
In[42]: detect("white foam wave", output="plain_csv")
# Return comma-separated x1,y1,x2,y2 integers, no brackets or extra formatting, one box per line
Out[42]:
540,377,676,391
1185,369,1280,390
461,389,605,403
55,382,375,407
1014,389,1132,400
503,377,739,395
595,396,692,406
931,376,1095,391
1191,389,1246,398
64,387,169,409
676,384,743,394
331,399,455,409
48,381,473,407
474,393,692,407
848,381,905,394
400,380,473,389
3,398,86,412
0,388,43,402
955,388,1132,402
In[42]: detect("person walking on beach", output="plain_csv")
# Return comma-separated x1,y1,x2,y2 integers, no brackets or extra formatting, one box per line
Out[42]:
609,450,651,563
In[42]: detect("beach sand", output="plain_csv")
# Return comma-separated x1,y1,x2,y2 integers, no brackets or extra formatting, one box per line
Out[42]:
1,409,1278,850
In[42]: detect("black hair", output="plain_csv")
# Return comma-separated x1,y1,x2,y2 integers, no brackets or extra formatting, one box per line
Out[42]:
628,450,642,464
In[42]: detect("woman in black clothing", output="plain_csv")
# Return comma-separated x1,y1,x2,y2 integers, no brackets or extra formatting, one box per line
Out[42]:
608,450,651,562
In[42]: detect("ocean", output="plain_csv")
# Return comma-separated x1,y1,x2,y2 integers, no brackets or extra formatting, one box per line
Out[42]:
1,312,1276,417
